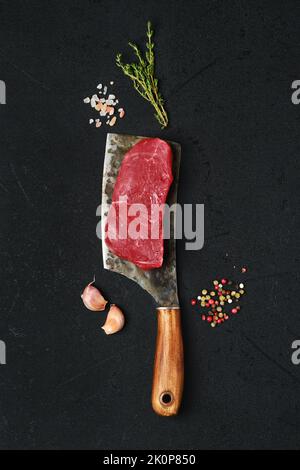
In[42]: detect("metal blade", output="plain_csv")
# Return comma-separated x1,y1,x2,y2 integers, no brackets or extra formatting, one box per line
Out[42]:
101,133,180,307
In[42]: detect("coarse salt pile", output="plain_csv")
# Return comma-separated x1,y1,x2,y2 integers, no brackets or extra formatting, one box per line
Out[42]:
83,82,125,128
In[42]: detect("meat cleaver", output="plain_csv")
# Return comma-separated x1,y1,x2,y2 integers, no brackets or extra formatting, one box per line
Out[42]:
101,133,183,416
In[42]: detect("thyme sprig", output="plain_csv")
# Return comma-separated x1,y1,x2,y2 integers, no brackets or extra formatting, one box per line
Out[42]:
116,21,168,129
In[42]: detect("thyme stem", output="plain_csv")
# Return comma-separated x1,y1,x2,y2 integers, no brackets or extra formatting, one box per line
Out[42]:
116,21,168,129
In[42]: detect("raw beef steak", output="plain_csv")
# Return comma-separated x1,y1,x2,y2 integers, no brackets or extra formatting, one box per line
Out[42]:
105,138,173,269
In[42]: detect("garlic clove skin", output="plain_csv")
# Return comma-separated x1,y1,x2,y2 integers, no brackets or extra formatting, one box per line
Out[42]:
102,304,125,335
81,280,108,311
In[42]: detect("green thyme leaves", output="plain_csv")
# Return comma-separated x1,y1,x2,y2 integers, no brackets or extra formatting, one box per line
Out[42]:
116,21,168,129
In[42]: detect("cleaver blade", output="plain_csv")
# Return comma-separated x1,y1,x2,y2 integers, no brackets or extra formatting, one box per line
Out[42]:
101,133,180,307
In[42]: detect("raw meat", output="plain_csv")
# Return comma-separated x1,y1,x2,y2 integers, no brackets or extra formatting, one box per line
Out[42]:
105,138,173,269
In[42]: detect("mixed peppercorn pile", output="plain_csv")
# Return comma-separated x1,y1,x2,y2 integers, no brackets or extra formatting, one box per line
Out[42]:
191,271,247,328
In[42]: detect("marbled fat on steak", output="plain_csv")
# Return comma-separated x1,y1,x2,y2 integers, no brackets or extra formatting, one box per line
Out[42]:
105,138,173,269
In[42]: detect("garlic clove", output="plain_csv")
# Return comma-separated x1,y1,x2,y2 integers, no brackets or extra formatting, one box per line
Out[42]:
101,304,125,335
81,279,107,311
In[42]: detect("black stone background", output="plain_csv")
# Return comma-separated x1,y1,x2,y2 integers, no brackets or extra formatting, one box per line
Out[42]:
0,0,300,450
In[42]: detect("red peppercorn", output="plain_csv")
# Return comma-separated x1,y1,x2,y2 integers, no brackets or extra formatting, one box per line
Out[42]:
231,308,238,314
191,299,196,305
221,278,227,285
206,302,210,307
217,319,222,324
208,299,214,305
202,315,206,321
207,316,212,323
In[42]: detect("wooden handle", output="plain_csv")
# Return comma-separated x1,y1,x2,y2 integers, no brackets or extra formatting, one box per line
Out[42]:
151,307,184,416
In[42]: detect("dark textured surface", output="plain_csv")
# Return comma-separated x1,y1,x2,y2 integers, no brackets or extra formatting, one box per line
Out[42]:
0,0,300,450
